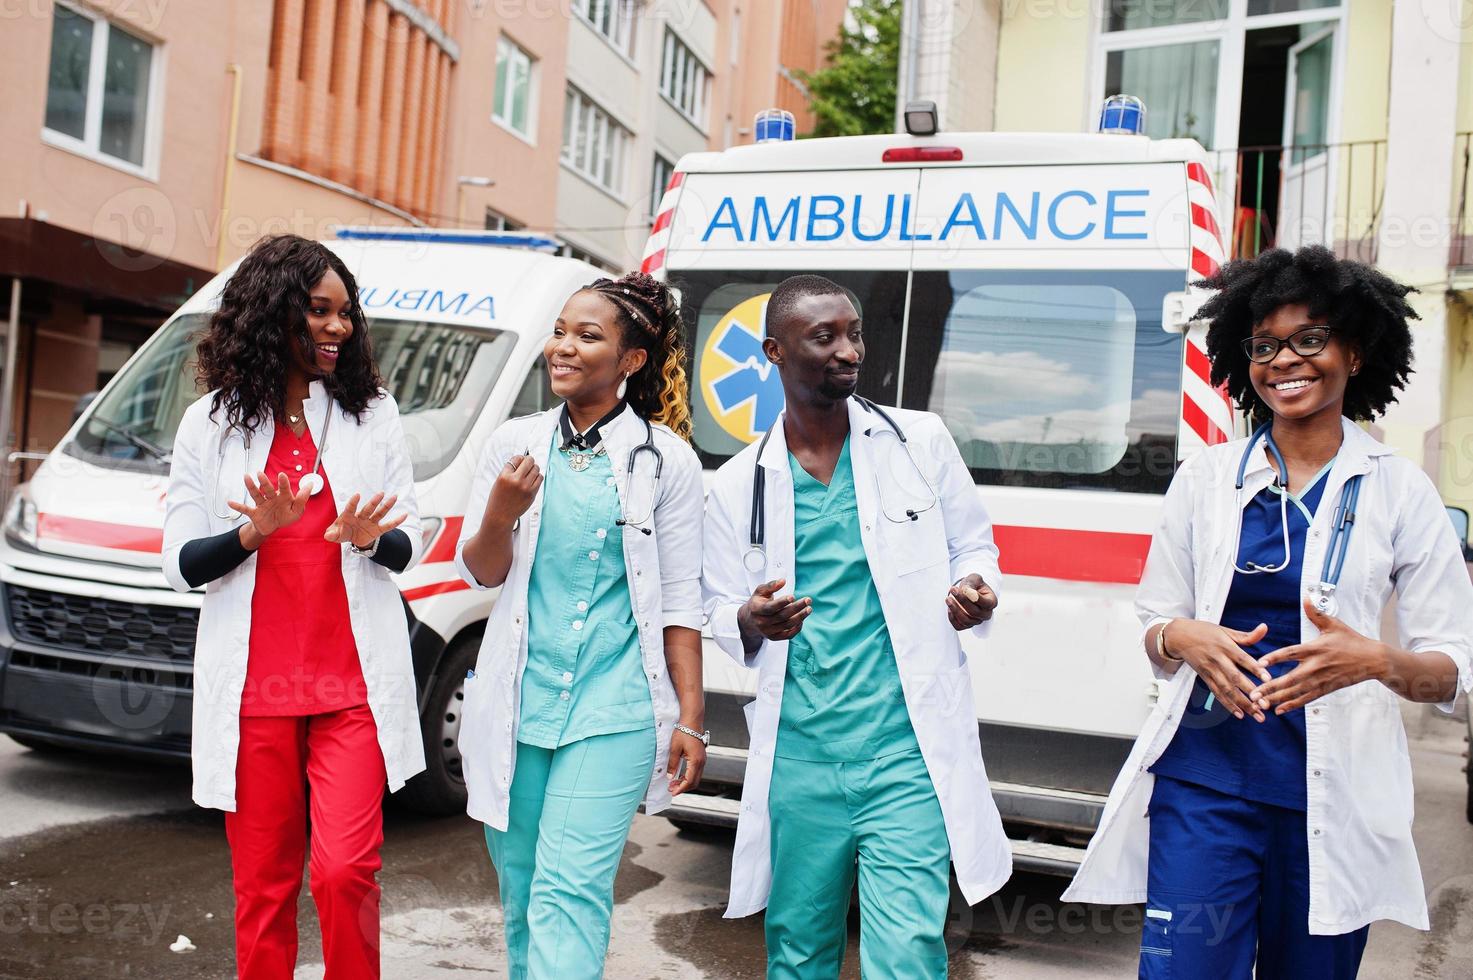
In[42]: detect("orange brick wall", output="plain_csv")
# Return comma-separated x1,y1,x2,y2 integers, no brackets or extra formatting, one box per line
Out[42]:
261,0,452,217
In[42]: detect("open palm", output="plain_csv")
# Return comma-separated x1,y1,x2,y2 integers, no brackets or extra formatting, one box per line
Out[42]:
325,492,406,549
229,472,310,537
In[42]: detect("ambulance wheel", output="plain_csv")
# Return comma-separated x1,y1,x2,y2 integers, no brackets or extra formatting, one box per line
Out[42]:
399,635,478,816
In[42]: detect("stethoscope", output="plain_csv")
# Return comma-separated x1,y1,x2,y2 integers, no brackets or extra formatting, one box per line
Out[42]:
209,400,333,521
743,397,939,573
1233,422,1361,616
612,416,663,536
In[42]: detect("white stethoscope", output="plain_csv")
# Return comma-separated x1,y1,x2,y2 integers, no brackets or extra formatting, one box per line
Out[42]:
209,401,333,521
742,397,939,573
1234,422,1361,616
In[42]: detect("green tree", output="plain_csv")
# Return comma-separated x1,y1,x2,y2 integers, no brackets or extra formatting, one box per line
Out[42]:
796,0,901,138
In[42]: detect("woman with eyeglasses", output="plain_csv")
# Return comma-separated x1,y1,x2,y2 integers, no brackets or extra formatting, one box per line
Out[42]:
455,272,706,978
1064,246,1473,979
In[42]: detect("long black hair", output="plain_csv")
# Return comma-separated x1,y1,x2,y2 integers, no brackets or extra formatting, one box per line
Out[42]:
1197,245,1417,425
195,235,382,432
582,272,692,440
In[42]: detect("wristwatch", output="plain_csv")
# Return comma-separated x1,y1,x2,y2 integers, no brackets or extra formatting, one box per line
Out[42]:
350,538,379,559
674,723,710,746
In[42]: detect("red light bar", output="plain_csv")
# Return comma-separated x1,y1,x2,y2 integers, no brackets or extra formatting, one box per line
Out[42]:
882,147,964,163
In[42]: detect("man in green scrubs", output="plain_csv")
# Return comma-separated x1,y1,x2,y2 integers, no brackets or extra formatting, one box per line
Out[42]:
721,275,999,978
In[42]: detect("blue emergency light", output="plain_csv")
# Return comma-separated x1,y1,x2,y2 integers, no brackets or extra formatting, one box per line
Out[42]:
755,108,795,143
333,227,562,252
1098,95,1147,136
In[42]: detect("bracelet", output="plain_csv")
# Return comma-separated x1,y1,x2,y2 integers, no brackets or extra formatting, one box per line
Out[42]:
1156,621,1182,663
674,723,710,746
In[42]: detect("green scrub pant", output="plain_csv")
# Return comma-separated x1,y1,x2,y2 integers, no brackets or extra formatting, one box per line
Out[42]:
765,746,952,979
484,727,655,980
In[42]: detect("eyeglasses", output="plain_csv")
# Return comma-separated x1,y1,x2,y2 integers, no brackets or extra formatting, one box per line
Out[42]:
1241,326,1336,364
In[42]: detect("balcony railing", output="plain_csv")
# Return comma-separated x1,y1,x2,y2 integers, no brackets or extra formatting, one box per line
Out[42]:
1203,140,1389,264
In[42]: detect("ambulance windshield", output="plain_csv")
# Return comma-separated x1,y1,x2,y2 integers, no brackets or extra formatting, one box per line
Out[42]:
67,313,517,481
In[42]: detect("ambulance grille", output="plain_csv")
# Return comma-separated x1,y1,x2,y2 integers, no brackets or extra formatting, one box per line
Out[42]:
5,585,198,663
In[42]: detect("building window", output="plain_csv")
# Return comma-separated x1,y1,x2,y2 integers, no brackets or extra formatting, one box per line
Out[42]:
559,242,618,273
484,208,525,232
493,35,535,139
1103,41,1219,147
43,3,157,170
561,87,630,197
660,30,710,129
650,154,675,221
573,0,635,56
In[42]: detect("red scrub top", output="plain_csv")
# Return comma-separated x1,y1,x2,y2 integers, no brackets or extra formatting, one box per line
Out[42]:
240,422,367,717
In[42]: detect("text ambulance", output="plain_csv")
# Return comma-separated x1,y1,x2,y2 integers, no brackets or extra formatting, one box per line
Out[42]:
640,127,1235,869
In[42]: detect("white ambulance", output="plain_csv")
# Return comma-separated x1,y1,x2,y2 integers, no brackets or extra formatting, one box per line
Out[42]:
0,229,604,812
638,121,1235,870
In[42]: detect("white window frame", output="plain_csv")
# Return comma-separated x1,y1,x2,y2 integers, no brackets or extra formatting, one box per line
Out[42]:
660,29,711,132
492,34,537,144
1088,0,1347,154
560,86,631,200
573,0,636,60
40,1,164,179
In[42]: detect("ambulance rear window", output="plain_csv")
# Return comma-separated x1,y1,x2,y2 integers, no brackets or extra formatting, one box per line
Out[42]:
903,268,1182,494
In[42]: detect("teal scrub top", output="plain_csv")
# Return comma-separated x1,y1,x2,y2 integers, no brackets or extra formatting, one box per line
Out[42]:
775,437,920,763
518,435,654,748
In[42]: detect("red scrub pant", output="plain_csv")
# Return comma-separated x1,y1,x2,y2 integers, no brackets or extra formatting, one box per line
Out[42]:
225,704,387,980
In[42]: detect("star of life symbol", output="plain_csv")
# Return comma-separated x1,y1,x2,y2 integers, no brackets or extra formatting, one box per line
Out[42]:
706,306,785,442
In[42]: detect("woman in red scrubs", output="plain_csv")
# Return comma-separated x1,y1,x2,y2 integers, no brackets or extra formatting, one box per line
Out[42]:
162,235,425,979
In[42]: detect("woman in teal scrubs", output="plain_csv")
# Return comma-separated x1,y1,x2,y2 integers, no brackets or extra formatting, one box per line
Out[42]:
457,272,708,979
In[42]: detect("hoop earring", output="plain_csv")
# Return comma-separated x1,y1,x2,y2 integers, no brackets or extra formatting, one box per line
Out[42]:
616,373,628,400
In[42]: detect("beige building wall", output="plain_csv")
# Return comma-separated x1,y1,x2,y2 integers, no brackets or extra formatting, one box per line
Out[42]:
994,0,1091,133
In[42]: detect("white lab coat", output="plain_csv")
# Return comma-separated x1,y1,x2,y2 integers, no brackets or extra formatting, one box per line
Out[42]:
702,398,1012,918
455,406,705,830
162,382,427,810
1063,418,1473,934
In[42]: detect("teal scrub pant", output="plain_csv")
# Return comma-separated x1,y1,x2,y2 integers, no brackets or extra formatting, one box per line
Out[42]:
766,746,952,979
484,727,655,980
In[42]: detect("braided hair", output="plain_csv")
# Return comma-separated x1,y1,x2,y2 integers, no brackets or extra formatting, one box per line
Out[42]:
1197,245,1418,426
583,272,693,440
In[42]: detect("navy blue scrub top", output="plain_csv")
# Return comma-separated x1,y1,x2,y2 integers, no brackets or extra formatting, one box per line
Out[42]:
1150,460,1336,811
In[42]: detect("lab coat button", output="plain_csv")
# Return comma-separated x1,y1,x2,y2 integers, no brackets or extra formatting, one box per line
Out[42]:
1313,769,1322,777
1312,828,1321,836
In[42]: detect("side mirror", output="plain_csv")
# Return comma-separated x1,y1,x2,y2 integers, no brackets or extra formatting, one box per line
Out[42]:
1446,506,1472,563
71,391,99,425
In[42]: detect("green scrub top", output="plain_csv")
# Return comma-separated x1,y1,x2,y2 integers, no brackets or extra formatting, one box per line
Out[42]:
775,437,919,763
518,435,654,748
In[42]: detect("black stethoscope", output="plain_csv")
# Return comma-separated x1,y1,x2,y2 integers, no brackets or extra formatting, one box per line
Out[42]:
743,398,939,573
556,405,664,536
1234,422,1362,616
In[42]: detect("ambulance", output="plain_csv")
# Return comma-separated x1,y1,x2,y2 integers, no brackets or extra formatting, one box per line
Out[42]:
638,107,1235,871
0,230,606,813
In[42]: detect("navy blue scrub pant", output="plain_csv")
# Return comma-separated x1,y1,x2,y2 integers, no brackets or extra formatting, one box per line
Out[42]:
1140,775,1369,980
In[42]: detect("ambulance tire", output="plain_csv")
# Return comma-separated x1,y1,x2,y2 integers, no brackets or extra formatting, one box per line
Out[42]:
399,635,478,816
6,732,74,755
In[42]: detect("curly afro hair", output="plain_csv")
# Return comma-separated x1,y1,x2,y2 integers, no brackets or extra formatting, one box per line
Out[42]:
1196,245,1418,426
195,235,382,433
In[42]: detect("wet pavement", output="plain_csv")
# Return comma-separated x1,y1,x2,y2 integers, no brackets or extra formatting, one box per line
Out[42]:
1,701,1471,978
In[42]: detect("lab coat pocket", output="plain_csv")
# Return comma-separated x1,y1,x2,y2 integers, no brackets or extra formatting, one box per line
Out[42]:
882,509,949,578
